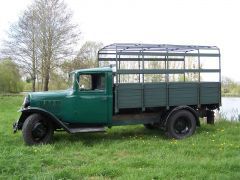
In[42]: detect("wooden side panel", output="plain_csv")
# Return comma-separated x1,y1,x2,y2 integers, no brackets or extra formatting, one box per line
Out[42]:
118,84,142,108
200,82,220,104
169,83,198,106
117,82,220,109
144,83,166,107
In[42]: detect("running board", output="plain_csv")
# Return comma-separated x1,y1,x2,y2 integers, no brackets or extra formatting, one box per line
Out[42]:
69,127,106,133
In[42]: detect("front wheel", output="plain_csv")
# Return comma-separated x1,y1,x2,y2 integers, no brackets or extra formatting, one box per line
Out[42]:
166,110,196,139
22,114,54,145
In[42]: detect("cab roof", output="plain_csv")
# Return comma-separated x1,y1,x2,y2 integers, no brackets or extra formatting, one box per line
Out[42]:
71,67,112,74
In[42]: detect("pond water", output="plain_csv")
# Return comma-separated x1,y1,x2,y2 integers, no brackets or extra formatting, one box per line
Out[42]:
217,97,240,121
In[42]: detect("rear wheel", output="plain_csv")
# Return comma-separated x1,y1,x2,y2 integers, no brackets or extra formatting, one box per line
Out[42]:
166,110,196,139
22,113,54,145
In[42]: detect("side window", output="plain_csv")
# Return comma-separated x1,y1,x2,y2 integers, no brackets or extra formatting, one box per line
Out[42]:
92,74,105,90
79,73,105,91
79,74,92,90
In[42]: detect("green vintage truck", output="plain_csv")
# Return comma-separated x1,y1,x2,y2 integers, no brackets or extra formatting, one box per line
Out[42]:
13,44,221,145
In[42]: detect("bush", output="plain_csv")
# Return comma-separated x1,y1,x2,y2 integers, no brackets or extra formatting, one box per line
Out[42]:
0,58,23,93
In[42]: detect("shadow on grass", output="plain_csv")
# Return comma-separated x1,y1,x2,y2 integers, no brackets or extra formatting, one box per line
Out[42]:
53,122,219,147
53,126,167,146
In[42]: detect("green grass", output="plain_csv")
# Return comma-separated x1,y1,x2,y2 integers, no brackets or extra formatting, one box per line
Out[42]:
0,96,240,179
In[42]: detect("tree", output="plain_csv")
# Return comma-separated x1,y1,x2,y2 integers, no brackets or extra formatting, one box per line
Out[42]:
35,0,80,91
74,41,103,69
61,41,103,74
222,77,240,96
2,6,38,91
2,0,80,91
0,58,23,93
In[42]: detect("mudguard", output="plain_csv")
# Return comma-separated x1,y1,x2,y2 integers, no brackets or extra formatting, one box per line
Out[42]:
164,106,200,127
15,107,71,133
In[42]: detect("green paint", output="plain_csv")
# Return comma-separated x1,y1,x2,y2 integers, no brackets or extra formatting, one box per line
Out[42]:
28,67,112,125
2,96,240,179
21,67,220,126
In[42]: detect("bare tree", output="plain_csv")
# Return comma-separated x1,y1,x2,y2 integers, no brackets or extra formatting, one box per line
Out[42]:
2,0,80,91
2,6,39,91
35,0,80,91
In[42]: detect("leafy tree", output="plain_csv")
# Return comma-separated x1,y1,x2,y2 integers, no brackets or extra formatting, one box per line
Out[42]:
0,58,23,93
222,77,240,96
74,41,103,69
48,41,103,90
3,7,38,91
61,41,103,73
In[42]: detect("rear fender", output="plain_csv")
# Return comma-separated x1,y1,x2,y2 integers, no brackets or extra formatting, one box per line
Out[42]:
17,107,71,133
164,106,200,127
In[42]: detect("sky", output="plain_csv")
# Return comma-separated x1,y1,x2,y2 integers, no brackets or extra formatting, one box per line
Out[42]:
0,0,240,81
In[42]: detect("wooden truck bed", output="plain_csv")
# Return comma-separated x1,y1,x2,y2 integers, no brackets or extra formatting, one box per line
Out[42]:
116,82,220,109
98,43,221,113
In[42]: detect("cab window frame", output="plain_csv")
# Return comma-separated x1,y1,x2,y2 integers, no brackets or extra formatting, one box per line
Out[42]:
77,72,106,92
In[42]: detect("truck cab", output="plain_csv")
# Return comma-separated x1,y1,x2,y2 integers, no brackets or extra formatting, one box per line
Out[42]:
13,67,113,145
70,67,113,125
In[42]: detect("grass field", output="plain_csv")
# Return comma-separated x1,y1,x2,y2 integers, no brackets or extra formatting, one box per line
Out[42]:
0,95,240,179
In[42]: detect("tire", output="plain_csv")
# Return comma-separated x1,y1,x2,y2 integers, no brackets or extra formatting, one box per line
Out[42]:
22,113,54,146
166,110,196,139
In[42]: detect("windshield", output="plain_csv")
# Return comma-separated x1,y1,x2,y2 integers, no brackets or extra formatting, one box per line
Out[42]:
68,73,74,89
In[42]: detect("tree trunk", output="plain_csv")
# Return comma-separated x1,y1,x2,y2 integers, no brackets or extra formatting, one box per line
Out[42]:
36,73,39,91
43,55,50,91
32,76,36,92
31,10,37,92
41,61,44,91
43,70,49,91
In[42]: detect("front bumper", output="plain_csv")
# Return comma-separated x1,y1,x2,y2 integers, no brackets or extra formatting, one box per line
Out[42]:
13,108,24,133
13,121,19,133
13,103,29,133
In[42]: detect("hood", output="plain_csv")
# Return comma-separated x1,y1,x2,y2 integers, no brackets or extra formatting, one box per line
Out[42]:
28,89,74,107
29,90,71,99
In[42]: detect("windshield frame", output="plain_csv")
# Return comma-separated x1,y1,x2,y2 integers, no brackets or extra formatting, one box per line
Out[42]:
68,72,75,90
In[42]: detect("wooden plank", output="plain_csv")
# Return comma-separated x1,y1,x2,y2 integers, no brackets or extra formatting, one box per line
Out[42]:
118,84,142,108
144,83,167,107
116,82,220,109
200,82,220,104
169,83,198,106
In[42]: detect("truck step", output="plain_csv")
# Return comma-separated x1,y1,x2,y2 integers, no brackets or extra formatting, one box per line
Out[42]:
69,127,106,133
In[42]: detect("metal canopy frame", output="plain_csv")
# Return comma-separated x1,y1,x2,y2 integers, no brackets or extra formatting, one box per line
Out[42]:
98,43,221,80
98,43,219,55
98,43,221,112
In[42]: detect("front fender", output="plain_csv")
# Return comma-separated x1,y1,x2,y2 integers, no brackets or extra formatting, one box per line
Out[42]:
16,107,71,133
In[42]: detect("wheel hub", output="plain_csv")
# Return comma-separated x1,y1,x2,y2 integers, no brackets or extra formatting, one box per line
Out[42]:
32,122,47,140
174,118,189,134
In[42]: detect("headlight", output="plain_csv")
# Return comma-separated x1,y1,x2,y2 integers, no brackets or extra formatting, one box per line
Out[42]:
22,96,30,108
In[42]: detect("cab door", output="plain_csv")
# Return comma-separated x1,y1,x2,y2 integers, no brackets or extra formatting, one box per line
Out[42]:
75,72,109,124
